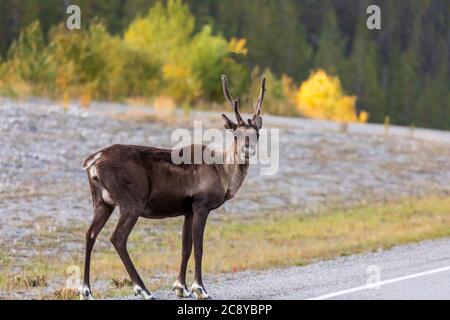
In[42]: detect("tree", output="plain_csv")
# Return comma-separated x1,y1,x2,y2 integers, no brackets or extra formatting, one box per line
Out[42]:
296,69,366,123
313,0,347,76
345,21,384,122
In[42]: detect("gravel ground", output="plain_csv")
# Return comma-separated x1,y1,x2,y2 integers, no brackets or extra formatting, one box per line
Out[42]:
1,97,450,299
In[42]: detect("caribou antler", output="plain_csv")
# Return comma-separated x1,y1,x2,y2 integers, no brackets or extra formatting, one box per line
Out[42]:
252,77,266,122
221,74,245,125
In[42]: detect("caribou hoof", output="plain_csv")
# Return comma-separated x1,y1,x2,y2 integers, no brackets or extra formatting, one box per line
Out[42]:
79,285,94,300
134,285,154,300
172,280,192,298
191,282,211,300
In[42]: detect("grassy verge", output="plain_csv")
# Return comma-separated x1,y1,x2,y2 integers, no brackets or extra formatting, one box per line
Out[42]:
101,196,450,274
2,196,450,299
207,196,450,270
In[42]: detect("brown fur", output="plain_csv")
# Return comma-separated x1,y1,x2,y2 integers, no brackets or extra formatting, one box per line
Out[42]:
81,75,265,299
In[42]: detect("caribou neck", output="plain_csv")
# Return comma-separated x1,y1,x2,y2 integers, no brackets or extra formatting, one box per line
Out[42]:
221,144,249,199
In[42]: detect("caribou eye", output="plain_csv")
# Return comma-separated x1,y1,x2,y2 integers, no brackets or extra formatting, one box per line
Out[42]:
234,131,243,139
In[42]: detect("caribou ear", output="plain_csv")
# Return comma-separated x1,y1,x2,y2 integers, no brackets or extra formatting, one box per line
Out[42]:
222,114,237,130
254,116,263,130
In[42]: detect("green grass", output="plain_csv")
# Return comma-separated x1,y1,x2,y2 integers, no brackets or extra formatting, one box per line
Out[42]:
1,196,450,299
68,196,450,282
205,196,450,270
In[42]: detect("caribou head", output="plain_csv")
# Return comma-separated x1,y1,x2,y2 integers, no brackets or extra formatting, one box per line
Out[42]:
220,74,266,161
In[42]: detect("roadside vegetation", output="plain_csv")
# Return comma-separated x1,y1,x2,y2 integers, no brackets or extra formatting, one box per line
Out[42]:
2,1,449,129
2,0,402,125
1,196,449,299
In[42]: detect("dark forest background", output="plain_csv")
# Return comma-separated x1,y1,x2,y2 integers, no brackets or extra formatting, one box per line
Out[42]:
0,0,448,129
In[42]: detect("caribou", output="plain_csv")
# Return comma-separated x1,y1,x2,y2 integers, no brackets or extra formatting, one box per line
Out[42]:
80,75,266,300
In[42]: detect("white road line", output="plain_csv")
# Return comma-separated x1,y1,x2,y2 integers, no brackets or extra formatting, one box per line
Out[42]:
308,265,450,300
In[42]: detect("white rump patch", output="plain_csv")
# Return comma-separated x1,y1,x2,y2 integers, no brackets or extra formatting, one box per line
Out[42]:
88,165,98,179
101,188,115,206
83,152,102,170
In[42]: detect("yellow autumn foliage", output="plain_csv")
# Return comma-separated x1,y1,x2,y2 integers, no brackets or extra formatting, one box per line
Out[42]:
296,70,368,123
0,1,249,105
228,38,248,55
123,0,247,103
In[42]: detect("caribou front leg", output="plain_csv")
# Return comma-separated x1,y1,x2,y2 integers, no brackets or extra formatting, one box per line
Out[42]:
173,213,193,298
191,207,210,299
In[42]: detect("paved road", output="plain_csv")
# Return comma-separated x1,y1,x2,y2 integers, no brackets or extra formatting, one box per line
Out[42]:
155,238,450,300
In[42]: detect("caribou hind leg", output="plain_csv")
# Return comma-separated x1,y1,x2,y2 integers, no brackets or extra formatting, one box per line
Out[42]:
81,179,115,300
110,208,153,300
173,213,193,298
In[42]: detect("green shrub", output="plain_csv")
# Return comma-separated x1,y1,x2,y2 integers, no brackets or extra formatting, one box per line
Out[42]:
0,1,288,113
4,21,55,96
124,0,247,104
245,67,299,117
